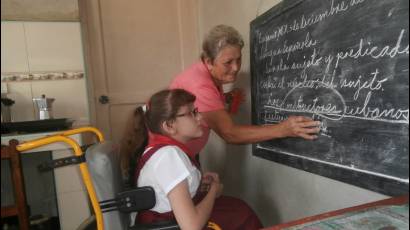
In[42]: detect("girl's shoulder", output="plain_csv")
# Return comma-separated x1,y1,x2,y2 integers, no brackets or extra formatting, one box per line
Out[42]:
145,145,192,167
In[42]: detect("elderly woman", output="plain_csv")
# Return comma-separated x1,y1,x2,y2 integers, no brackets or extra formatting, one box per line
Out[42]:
170,24,320,155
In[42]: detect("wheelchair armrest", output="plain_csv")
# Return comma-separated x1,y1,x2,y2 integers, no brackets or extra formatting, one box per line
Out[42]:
131,220,180,230
77,215,180,230
100,186,156,213
99,186,180,230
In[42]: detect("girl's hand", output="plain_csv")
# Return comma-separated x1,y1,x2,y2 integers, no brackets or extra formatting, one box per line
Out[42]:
199,172,215,192
201,172,223,197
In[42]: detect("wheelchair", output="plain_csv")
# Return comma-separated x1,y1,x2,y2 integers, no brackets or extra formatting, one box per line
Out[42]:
14,126,221,230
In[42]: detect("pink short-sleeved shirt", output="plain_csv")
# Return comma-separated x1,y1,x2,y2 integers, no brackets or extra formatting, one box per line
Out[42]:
170,61,225,154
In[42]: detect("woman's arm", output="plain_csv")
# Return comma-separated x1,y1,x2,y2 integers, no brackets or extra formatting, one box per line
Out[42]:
168,177,221,230
202,109,320,144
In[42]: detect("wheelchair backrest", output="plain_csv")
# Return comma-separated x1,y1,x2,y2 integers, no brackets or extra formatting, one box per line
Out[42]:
85,141,129,230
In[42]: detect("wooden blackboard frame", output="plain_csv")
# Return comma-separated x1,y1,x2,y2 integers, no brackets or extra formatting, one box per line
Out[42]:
252,145,407,196
250,0,409,196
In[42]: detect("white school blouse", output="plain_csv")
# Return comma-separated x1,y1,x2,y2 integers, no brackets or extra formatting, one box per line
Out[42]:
137,145,201,213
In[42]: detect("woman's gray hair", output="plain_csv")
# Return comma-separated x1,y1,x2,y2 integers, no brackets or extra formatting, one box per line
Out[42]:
201,24,244,62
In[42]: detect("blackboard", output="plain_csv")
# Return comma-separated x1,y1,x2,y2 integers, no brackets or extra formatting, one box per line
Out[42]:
250,0,409,196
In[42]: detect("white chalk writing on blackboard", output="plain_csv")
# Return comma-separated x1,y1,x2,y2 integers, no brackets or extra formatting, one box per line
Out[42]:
257,0,366,44
259,27,409,125
335,29,409,69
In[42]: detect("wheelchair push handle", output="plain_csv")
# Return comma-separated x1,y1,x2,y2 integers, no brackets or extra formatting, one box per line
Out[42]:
16,126,104,151
56,126,104,142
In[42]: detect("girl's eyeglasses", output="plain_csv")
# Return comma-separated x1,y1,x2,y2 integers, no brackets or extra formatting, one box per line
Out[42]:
176,107,199,118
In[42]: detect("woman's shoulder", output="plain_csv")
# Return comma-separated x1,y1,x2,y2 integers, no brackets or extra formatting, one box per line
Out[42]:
171,62,210,86
182,61,207,75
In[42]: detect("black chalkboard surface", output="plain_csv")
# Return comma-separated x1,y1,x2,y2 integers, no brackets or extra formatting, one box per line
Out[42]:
250,0,409,196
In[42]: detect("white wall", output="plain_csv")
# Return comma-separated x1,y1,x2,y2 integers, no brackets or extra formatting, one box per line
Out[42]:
197,0,388,226
1,21,89,124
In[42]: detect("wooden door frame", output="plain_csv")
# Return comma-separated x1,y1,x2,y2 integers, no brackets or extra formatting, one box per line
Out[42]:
78,0,111,138
77,0,200,140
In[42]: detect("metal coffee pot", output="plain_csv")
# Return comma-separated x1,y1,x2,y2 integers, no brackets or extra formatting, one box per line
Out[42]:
1,94,15,122
33,95,55,120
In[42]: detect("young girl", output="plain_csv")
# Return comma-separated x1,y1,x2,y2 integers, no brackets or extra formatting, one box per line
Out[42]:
125,89,262,229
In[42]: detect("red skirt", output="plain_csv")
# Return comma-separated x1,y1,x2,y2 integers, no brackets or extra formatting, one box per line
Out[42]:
205,195,263,230
138,194,263,230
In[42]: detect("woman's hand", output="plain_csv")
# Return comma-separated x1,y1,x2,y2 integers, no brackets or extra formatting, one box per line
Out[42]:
279,116,321,140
